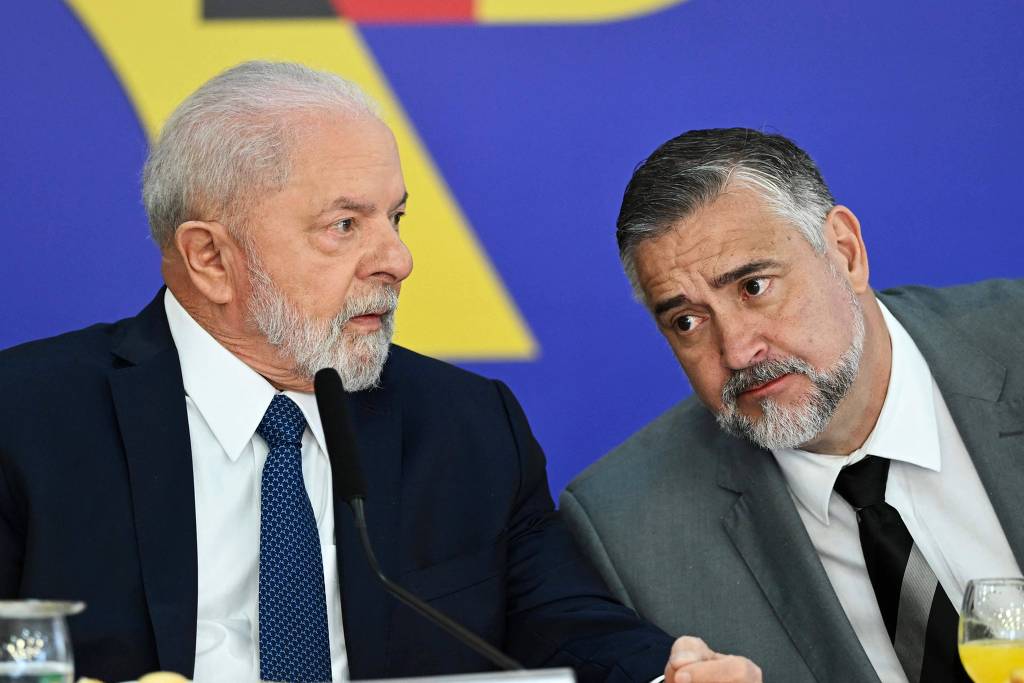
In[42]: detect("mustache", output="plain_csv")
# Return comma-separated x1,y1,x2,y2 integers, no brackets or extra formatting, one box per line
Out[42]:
339,286,399,324
721,356,816,405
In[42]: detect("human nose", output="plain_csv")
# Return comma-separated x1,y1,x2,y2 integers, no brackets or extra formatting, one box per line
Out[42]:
362,217,413,285
715,309,769,371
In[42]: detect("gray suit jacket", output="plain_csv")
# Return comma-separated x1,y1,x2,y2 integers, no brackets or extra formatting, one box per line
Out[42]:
561,280,1024,683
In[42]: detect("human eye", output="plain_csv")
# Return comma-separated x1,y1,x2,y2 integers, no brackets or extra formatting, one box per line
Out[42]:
673,314,704,334
391,211,405,229
742,276,772,298
330,217,355,234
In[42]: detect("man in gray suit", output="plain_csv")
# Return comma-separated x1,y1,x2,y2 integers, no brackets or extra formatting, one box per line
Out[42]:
561,128,1024,683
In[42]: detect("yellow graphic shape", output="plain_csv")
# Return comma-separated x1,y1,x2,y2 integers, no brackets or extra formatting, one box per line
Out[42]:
480,0,686,23
67,0,537,361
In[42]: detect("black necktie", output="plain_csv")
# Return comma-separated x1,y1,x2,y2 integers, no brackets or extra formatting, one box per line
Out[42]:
833,455,970,683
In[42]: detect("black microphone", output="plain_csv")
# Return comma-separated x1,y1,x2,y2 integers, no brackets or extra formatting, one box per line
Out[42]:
313,368,524,672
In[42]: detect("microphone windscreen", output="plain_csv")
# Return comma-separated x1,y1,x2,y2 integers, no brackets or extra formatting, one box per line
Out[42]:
314,368,367,502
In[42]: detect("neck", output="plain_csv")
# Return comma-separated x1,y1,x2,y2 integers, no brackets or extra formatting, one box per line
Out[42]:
801,294,892,456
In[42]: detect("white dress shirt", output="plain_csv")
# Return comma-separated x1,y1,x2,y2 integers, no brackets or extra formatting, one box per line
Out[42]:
164,290,348,683
772,301,1022,683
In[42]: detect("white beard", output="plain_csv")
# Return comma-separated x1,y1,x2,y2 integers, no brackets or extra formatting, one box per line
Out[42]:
246,256,397,392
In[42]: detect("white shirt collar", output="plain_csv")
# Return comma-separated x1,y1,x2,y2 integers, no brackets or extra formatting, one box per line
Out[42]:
771,299,942,525
163,289,328,461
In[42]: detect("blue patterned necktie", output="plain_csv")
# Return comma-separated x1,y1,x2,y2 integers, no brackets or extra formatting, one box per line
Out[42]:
257,394,332,683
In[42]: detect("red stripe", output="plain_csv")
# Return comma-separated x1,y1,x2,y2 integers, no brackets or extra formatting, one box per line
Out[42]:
331,0,474,23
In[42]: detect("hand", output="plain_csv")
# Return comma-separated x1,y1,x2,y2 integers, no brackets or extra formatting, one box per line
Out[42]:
664,636,762,683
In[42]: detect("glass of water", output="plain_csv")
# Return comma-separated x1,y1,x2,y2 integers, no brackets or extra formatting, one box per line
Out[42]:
0,601,84,683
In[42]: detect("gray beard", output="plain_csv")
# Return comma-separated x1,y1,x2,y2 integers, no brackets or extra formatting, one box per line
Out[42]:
246,258,397,392
714,290,866,451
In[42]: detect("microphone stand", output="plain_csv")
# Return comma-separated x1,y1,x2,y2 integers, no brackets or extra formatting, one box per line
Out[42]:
349,498,524,672
314,367,524,673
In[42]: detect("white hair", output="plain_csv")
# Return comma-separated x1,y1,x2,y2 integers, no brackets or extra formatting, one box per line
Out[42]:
142,60,380,247
726,169,829,253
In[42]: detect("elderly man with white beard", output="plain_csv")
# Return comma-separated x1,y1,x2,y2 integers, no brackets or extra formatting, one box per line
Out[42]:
561,127,1024,683
0,63,763,683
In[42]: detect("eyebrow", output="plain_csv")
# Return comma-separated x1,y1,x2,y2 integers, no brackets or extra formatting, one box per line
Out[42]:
319,191,409,216
650,259,781,317
709,259,781,289
652,294,689,318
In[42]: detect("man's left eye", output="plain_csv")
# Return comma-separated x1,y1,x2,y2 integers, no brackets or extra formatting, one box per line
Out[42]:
743,277,771,297
331,218,354,233
391,212,404,228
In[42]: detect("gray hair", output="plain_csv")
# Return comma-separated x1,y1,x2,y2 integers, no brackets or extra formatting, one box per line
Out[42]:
616,128,836,301
143,60,380,248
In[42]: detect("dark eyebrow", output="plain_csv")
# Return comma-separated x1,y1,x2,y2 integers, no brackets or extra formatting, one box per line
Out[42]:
651,259,781,317
391,191,409,212
319,191,408,217
710,259,781,289
653,294,689,318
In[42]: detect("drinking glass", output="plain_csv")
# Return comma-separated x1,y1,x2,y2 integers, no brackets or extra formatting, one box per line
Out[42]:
960,578,1024,683
0,601,84,683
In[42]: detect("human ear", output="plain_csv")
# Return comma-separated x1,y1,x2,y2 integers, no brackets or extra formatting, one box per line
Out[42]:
173,220,244,305
824,206,870,294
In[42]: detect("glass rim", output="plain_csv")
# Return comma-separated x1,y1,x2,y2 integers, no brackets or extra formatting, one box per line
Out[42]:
966,577,1024,587
0,600,85,618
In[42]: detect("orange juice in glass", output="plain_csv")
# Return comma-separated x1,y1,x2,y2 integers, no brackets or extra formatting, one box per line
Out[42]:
960,579,1024,683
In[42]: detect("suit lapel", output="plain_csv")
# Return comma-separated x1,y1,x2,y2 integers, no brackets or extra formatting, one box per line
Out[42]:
881,292,1024,565
108,292,198,677
717,439,881,683
334,378,403,679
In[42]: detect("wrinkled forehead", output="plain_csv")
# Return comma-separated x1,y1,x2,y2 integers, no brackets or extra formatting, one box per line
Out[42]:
634,188,799,287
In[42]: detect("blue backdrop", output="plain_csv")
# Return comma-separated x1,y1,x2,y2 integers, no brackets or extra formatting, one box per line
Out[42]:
2,1,1022,496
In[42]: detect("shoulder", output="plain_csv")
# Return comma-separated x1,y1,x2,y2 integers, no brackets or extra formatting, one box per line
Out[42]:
878,278,1024,362
879,278,1024,323
0,317,136,459
383,345,506,398
0,319,127,392
380,345,524,425
566,395,716,498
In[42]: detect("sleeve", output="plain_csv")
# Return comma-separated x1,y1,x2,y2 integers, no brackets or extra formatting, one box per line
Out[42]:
559,489,635,610
0,451,25,597
492,381,674,683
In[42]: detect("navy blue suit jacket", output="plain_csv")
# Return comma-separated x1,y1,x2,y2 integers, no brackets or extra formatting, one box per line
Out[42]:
0,292,672,682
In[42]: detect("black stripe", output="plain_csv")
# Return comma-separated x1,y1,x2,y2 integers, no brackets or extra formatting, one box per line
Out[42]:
203,0,337,20
918,588,972,682
858,503,914,641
